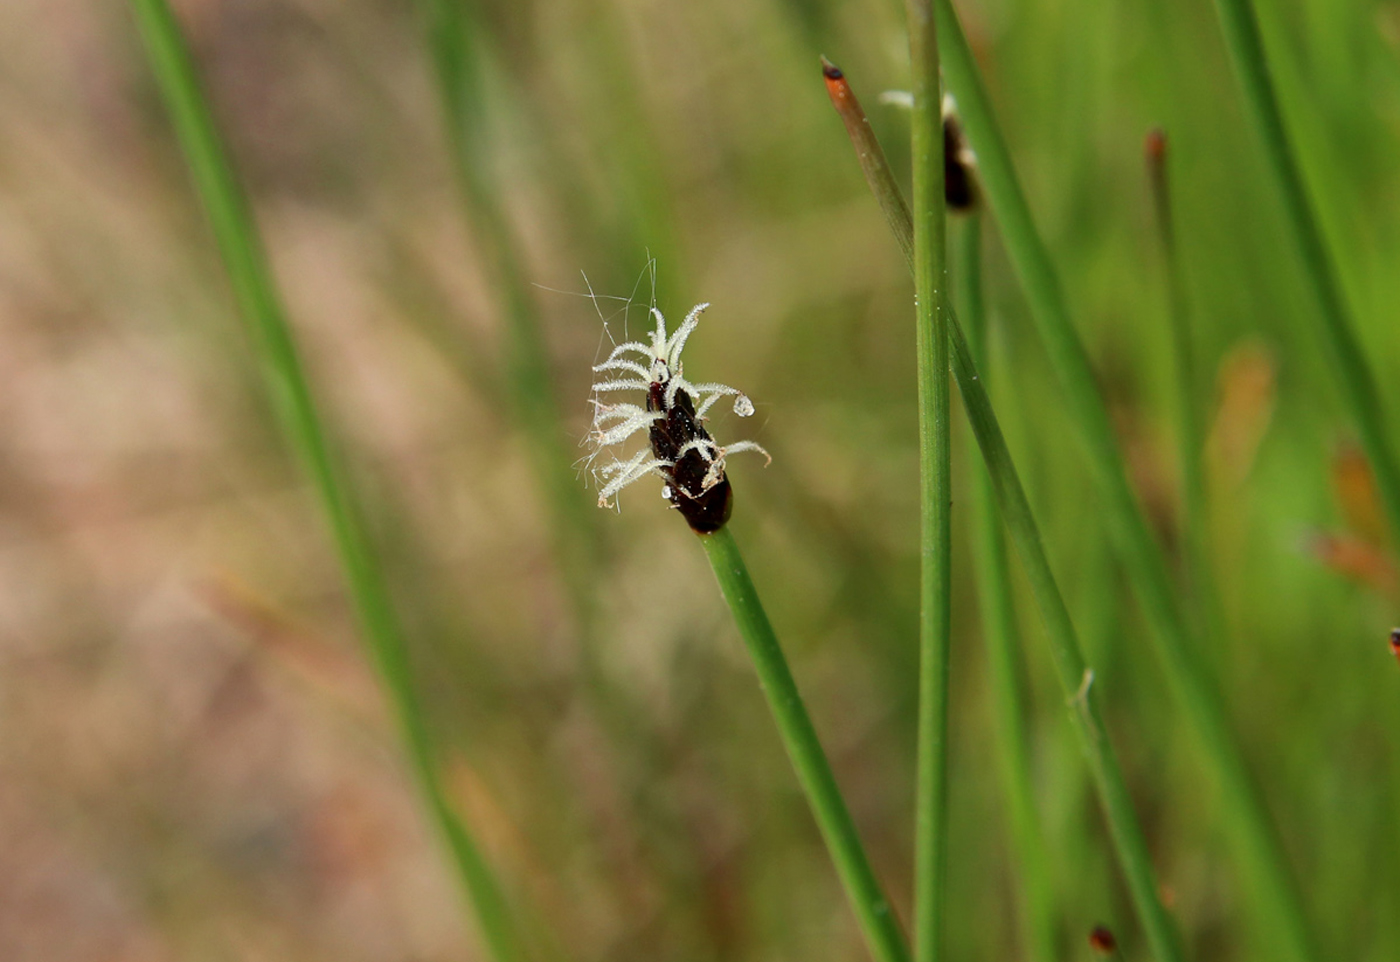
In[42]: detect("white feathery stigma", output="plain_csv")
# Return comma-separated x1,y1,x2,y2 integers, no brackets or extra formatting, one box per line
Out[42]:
584,301,769,511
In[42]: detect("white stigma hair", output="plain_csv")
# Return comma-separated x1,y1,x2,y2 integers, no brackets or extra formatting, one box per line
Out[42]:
584,301,769,509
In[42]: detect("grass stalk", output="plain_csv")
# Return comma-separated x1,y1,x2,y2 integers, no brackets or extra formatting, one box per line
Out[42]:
958,214,1058,962
1145,130,1223,647
903,3,953,961
415,0,601,626
949,287,1185,962
129,3,526,960
696,526,913,962
930,5,1319,958
1207,0,1400,545
822,61,1183,962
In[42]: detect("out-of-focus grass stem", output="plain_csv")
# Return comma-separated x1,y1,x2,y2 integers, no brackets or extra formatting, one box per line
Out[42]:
415,0,598,620
903,3,953,961
930,5,1318,959
129,2,526,960
413,2,661,788
1208,0,1400,546
958,213,1058,962
821,60,1182,962
697,527,913,962
1145,130,1222,646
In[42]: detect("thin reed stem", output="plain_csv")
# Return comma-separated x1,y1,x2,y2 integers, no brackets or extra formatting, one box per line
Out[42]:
130,3,526,960
903,3,953,961
1145,131,1224,649
930,5,1318,958
821,61,1183,962
1208,0,1400,549
958,214,1058,962
697,527,913,962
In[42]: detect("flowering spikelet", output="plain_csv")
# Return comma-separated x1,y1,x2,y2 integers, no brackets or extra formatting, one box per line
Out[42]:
585,302,769,533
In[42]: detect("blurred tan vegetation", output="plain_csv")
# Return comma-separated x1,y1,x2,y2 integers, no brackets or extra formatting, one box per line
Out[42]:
4,0,1400,960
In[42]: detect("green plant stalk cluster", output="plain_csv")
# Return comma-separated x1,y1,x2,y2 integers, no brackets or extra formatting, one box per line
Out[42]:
1209,0,1400,546
130,2,526,960
903,3,953,962
932,3,1317,959
958,215,1058,962
949,292,1186,962
821,61,1182,962
698,528,913,962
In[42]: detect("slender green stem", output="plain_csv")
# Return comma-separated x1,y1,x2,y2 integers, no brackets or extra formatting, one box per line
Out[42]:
1145,131,1224,650
697,527,912,962
958,215,1058,962
130,4,526,961
949,299,1185,962
931,6,1318,959
1208,0,1400,547
821,62,1183,962
903,4,952,962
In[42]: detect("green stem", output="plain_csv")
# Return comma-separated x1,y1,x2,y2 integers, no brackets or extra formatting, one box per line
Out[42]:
904,4,952,962
130,3,526,960
1145,131,1225,654
820,62,1183,962
1209,0,1400,549
959,215,1058,962
931,6,1317,959
697,527,912,962
949,304,1185,962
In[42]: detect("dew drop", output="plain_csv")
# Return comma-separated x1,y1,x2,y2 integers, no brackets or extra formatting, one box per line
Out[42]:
661,485,673,499
733,395,755,417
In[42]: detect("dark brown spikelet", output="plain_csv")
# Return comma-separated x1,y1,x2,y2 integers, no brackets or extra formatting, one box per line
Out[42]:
1088,925,1118,955
943,112,977,212
648,384,733,534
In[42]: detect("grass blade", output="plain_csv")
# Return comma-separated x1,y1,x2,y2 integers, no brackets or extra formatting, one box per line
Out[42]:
129,3,527,960
930,6,1319,958
958,213,1059,962
902,3,953,961
822,61,1183,962
697,527,913,962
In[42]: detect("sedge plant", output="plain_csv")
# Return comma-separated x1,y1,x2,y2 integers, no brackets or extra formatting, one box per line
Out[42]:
583,300,911,962
822,59,1184,962
929,3,1319,958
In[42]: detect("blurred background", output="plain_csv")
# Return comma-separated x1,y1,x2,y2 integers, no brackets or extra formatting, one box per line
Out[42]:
4,0,1400,959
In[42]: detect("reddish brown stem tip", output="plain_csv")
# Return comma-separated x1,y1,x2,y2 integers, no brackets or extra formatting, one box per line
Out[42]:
1089,925,1118,954
1145,127,1168,166
820,56,850,104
